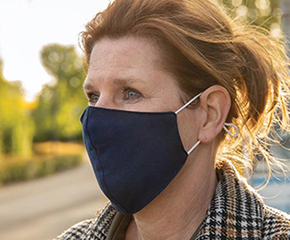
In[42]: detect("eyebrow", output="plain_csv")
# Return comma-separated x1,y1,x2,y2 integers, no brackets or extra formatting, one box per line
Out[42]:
83,77,146,91
113,77,145,85
83,82,94,91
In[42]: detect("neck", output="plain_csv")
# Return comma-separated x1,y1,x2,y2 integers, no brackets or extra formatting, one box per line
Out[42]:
126,145,218,240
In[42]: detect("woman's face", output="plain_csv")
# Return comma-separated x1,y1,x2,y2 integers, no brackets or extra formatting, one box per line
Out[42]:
83,36,201,152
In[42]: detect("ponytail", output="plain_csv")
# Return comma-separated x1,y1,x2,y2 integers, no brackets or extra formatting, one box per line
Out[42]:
218,24,290,177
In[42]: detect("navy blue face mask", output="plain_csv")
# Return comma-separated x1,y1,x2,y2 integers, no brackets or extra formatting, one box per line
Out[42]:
80,93,238,215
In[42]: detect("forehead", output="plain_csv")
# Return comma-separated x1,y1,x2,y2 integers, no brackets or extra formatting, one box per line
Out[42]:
83,36,183,99
89,36,162,70
85,37,165,83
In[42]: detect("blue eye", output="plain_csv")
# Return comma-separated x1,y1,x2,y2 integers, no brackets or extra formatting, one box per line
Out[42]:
123,87,141,100
126,90,140,99
88,93,99,104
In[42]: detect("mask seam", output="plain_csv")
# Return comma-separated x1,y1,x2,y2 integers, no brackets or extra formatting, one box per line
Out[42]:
85,109,129,214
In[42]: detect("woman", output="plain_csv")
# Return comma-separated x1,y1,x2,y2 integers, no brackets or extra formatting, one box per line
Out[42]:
55,0,290,239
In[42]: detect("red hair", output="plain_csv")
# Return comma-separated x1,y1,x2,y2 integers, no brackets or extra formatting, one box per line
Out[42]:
81,0,290,176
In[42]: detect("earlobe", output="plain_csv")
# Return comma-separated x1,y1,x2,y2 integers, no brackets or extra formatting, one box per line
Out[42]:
197,85,231,143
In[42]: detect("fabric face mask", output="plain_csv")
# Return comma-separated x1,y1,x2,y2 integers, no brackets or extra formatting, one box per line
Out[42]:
80,93,237,215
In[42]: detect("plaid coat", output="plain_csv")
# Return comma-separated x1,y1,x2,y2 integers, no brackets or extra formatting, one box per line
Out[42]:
55,160,290,239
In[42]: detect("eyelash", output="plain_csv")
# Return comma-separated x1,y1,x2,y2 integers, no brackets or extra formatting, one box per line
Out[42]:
86,87,142,104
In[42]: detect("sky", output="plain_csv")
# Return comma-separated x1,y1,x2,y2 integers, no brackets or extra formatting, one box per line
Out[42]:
0,0,110,101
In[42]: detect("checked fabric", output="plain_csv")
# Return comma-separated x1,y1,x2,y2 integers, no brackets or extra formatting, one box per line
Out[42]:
54,160,290,239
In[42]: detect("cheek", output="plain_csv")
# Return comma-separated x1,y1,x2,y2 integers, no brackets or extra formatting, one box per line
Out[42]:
176,112,199,152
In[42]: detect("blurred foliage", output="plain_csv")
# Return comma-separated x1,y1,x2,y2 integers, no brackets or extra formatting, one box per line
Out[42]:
0,142,84,185
0,59,34,158
33,141,85,155
221,0,281,36
0,154,83,186
32,44,87,142
0,44,87,184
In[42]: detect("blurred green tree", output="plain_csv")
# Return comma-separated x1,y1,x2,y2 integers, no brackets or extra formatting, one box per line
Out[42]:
0,59,34,157
32,44,87,142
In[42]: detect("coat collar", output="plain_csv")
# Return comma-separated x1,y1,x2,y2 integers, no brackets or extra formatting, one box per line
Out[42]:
195,160,264,239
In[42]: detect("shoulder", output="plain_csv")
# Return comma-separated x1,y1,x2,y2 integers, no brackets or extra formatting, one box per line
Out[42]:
262,205,290,239
53,218,97,240
53,203,117,240
216,160,290,239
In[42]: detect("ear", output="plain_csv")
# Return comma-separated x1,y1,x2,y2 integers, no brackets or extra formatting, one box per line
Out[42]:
198,85,231,143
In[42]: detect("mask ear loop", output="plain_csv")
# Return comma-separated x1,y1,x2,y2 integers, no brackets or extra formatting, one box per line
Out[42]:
187,123,238,155
223,122,238,138
175,93,202,115
187,140,201,155
175,93,202,155
175,93,238,154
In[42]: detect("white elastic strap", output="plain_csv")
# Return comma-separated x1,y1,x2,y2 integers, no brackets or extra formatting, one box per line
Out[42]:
187,140,201,155
223,122,238,138
175,93,202,115
187,123,238,155
175,92,238,154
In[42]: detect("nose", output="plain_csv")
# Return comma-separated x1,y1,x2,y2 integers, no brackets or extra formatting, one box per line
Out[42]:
94,94,117,110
